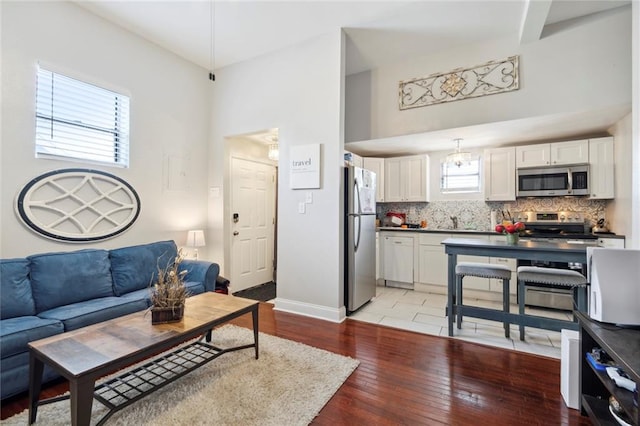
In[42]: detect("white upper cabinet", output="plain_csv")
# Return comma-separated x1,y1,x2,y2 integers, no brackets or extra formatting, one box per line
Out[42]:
484,147,516,201
384,155,429,202
516,144,550,168
516,140,589,168
589,137,614,199
363,157,385,202
551,139,589,165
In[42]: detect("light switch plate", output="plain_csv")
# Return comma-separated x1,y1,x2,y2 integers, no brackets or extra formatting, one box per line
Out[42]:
305,192,313,203
298,202,306,214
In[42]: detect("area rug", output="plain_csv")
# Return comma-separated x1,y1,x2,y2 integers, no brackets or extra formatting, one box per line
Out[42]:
2,325,359,426
233,281,276,302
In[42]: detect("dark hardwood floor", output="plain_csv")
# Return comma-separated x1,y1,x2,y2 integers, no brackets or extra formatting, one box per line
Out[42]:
1,302,590,425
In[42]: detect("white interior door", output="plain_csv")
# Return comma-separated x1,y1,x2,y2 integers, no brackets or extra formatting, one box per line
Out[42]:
231,158,276,292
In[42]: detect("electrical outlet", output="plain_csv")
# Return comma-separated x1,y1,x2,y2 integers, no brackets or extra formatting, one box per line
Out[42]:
298,202,306,214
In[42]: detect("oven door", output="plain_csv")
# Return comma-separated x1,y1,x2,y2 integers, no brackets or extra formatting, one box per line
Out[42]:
524,286,574,311
518,258,585,311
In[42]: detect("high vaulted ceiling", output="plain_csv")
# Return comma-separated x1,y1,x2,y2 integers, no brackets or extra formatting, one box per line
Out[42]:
75,1,632,154
77,0,629,76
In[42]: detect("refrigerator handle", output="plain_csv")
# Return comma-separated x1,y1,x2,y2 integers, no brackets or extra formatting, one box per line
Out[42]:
354,214,361,252
353,177,362,252
354,178,362,215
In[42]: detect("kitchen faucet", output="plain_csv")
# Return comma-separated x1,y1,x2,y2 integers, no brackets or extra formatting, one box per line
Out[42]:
450,216,458,230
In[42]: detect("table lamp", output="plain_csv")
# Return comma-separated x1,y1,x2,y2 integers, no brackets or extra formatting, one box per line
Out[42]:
186,229,206,260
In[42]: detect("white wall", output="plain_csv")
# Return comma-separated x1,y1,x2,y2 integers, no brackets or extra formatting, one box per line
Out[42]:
208,31,346,321
606,114,633,244
346,6,632,142
0,2,211,258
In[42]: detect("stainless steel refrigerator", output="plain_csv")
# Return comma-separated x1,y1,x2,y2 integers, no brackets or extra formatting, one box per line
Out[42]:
345,166,377,314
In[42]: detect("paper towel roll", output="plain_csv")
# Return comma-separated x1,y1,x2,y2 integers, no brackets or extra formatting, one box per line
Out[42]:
490,210,497,229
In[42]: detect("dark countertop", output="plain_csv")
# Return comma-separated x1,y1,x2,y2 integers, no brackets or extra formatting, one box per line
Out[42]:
378,227,491,235
441,237,590,263
377,227,625,239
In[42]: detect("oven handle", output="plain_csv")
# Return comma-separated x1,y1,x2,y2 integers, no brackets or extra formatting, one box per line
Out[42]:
567,168,573,193
526,288,572,295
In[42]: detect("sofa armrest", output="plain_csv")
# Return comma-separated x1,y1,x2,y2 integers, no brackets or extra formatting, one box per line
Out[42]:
180,260,220,292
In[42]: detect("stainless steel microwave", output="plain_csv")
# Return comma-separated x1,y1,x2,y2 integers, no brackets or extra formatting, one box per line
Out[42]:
517,165,589,197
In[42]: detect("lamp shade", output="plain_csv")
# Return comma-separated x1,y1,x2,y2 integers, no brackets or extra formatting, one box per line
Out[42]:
186,229,206,247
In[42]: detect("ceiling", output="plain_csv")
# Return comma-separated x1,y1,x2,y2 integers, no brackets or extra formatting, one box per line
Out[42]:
75,0,631,154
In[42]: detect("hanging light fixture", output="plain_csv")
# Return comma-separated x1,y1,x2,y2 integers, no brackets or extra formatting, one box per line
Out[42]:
267,135,279,161
208,0,215,81
446,138,473,167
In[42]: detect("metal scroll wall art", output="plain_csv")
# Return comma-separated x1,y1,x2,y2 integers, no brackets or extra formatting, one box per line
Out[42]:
15,168,141,242
399,55,519,110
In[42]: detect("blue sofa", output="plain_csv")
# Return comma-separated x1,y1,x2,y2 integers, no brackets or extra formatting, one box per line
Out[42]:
0,240,221,400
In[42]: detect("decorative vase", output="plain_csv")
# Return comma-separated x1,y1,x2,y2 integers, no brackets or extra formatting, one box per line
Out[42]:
151,305,184,324
505,233,519,245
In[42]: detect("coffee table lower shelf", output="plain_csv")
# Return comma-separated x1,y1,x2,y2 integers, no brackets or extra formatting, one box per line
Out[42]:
37,338,255,426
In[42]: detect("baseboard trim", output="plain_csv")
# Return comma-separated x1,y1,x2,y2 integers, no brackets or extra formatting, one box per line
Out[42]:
273,298,346,323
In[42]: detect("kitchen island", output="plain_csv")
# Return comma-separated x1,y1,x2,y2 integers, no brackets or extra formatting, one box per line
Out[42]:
442,237,589,337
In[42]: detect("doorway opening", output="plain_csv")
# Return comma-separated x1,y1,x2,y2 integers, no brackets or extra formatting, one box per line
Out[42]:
226,129,279,300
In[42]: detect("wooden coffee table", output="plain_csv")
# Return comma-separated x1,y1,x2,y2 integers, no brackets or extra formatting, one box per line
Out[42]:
28,292,259,426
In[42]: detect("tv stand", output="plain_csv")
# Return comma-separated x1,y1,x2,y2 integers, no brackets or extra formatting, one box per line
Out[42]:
577,311,639,425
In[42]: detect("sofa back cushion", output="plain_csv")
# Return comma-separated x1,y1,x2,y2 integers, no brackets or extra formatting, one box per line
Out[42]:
0,259,36,319
109,240,178,296
28,249,114,312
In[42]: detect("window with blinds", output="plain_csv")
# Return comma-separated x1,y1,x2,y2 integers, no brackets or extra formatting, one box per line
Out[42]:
35,66,130,167
440,156,481,193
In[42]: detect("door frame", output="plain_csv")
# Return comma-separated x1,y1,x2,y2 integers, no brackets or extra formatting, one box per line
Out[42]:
224,136,278,292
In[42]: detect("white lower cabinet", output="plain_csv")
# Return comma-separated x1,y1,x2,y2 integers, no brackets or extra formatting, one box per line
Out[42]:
488,257,517,295
597,237,625,248
382,234,414,286
416,234,489,291
386,232,521,301
375,232,379,281
456,234,490,291
488,236,517,296
417,244,448,287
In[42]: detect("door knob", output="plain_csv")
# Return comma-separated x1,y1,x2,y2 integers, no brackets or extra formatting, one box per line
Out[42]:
233,231,239,236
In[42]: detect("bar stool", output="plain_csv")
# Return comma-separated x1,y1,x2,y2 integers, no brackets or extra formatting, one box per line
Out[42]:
517,266,588,341
455,262,512,338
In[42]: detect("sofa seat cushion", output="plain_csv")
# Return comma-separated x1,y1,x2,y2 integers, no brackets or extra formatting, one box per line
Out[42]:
184,281,205,296
1,259,36,319
1,352,60,400
119,288,152,306
110,240,178,296
120,281,203,307
28,249,114,312
38,297,148,332
0,316,64,358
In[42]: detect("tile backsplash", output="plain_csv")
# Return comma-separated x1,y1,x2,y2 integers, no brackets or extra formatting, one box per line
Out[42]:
378,198,608,231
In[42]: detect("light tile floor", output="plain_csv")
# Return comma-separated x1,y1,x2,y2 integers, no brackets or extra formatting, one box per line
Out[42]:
349,285,575,359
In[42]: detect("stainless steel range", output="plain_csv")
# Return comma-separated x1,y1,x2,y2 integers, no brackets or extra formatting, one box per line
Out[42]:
513,211,598,311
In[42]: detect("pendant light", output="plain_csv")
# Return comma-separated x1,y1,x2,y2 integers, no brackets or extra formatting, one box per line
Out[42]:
208,0,216,81
446,138,472,167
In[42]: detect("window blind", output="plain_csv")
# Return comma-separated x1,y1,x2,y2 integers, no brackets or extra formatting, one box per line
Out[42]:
440,157,481,193
35,66,130,167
